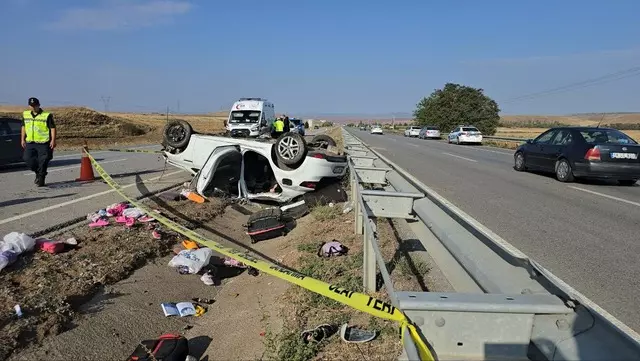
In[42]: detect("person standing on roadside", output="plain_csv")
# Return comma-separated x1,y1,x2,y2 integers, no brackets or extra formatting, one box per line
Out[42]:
21,97,56,187
271,116,285,139
282,114,291,133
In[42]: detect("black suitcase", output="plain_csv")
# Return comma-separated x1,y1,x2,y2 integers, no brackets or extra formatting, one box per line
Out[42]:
127,333,190,361
246,208,286,243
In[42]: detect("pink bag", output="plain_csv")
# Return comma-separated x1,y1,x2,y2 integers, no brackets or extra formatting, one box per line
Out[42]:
36,239,65,254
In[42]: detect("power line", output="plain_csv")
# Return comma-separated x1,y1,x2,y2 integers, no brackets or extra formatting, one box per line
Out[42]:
501,65,640,104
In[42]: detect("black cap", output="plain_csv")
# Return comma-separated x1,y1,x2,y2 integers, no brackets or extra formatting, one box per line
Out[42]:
28,97,40,106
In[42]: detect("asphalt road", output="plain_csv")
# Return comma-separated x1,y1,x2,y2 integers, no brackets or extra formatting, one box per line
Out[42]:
347,128,640,332
0,145,192,237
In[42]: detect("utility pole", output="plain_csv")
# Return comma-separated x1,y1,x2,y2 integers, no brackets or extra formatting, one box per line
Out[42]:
100,96,111,112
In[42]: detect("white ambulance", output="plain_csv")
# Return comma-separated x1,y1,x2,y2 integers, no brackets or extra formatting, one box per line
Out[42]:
226,98,276,138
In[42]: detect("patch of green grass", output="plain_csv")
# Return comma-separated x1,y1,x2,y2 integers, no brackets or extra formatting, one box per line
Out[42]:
398,255,431,277
298,252,363,308
311,204,341,222
271,330,320,361
296,242,320,253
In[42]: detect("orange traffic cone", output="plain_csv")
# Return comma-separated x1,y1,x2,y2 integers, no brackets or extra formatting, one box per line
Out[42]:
76,144,96,182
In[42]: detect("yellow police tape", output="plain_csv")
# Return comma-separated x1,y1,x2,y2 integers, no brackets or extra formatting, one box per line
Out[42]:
104,148,163,154
85,151,435,361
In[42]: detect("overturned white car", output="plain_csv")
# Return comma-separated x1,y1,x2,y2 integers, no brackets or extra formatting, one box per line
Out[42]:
161,120,347,203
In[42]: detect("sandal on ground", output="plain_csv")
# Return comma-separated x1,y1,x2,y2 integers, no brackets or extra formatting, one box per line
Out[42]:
339,323,377,343
301,324,338,344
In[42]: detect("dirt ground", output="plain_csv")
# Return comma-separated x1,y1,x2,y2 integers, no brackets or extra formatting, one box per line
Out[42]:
0,106,227,151
0,195,229,360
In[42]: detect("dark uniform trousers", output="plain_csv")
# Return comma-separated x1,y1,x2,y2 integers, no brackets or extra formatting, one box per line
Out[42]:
24,142,53,177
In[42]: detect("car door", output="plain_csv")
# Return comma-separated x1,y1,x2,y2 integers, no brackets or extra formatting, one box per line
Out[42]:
195,145,242,196
542,129,573,169
449,127,459,141
0,118,22,163
527,129,558,169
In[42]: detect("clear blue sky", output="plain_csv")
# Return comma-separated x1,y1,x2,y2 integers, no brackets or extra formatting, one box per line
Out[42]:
1,0,639,116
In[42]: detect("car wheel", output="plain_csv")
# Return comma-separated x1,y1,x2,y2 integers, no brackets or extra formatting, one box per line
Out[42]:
447,137,451,144
514,152,526,171
162,119,192,150
275,132,307,167
618,179,638,186
555,158,575,182
310,134,337,149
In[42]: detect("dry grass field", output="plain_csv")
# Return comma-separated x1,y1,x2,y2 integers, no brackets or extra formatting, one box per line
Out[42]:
0,105,227,150
501,113,640,126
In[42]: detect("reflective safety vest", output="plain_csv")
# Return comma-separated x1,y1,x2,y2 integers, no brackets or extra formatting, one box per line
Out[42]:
273,119,284,132
23,110,51,143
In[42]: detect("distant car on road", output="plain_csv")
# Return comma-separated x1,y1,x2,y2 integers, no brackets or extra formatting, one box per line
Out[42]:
359,126,367,131
404,126,421,137
370,126,383,135
418,126,441,139
513,126,640,185
0,117,24,165
448,126,483,145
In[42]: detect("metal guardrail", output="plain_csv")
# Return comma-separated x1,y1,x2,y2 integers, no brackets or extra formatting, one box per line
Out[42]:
341,128,640,361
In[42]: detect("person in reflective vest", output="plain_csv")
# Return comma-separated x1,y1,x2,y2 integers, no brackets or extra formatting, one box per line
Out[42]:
21,97,56,187
271,117,285,138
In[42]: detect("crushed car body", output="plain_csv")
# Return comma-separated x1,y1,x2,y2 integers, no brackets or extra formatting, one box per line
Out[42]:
161,120,347,203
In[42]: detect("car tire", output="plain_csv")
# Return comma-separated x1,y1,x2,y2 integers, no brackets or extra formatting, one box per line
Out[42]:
310,134,337,148
162,119,192,150
514,152,526,171
618,179,638,186
555,158,574,182
275,132,307,167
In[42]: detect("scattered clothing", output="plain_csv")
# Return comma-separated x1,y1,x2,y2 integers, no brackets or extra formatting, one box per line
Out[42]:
318,240,348,257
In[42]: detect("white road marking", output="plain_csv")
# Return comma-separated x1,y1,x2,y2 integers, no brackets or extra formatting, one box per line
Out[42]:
23,158,128,175
55,151,108,159
409,143,419,147
53,145,159,159
0,170,186,225
442,152,478,162
569,186,640,208
471,147,513,155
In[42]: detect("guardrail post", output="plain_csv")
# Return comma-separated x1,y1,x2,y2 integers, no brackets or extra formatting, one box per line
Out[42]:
362,219,376,292
355,199,363,235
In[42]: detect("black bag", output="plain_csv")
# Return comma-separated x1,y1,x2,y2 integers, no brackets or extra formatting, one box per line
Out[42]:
127,333,189,361
246,208,286,243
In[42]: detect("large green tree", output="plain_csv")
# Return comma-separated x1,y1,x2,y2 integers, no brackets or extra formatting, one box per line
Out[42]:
413,83,500,135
